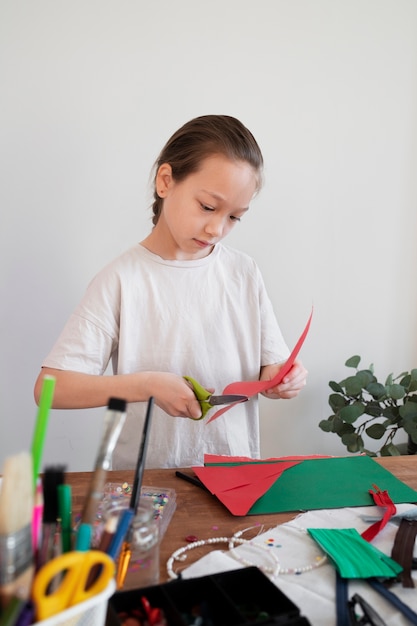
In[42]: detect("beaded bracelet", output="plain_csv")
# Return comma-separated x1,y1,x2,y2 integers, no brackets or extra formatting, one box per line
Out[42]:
166,530,327,580
166,536,280,580
230,527,327,576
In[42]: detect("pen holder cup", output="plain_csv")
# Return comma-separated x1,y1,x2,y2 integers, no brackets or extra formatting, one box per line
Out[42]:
103,498,160,591
34,578,116,626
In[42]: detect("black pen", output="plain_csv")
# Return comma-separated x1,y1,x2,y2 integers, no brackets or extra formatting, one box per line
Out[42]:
38,465,65,569
116,397,154,589
175,471,211,493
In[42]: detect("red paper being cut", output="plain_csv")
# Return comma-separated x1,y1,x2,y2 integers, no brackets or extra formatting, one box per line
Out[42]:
206,307,313,424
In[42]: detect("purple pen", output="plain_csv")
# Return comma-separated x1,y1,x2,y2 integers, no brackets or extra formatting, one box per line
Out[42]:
14,601,35,626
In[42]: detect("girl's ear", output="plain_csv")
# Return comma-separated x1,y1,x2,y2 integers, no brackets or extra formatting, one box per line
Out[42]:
156,163,173,197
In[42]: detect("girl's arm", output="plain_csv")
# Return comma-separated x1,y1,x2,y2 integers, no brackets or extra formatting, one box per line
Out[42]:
33,367,203,419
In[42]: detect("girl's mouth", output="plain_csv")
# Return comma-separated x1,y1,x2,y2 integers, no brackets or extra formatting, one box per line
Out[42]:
194,239,214,248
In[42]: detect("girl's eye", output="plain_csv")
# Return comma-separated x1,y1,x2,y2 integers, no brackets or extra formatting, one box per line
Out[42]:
230,215,241,222
201,204,214,212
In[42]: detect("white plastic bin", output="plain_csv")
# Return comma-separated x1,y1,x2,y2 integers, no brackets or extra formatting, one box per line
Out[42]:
34,578,116,626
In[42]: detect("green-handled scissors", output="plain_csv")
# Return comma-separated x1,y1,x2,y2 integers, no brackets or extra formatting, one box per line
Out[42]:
184,376,248,419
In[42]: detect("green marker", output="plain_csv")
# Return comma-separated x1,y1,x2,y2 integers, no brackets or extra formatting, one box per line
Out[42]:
58,483,73,552
31,374,56,491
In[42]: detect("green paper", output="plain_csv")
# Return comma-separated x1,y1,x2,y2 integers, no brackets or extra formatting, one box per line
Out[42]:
307,528,403,579
207,456,417,514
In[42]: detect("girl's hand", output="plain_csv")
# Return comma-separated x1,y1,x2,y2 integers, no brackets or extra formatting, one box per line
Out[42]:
260,359,308,399
146,372,204,419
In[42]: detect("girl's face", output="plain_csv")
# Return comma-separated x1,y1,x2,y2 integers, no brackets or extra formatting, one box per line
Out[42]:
151,154,258,260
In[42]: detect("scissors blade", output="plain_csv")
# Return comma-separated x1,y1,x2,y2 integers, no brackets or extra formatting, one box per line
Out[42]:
208,395,248,406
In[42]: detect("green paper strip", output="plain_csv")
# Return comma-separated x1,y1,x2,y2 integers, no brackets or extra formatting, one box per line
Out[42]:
308,527,403,579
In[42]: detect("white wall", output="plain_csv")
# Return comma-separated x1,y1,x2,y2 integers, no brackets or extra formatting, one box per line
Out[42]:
1,0,416,471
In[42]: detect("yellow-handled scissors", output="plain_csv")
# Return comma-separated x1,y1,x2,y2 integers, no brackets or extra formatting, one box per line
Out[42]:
32,550,115,621
184,376,248,419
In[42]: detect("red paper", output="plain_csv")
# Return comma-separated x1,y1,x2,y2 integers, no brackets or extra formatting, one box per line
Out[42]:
193,460,301,515
193,453,331,515
206,307,313,423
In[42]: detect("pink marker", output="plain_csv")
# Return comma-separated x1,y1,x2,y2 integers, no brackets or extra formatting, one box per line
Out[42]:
32,477,43,554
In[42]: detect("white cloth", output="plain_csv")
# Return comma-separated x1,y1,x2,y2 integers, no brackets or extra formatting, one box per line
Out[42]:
43,243,289,468
179,504,417,626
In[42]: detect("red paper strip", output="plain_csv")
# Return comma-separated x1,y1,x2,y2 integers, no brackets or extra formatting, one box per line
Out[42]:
206,307,313,423
361,485,396,542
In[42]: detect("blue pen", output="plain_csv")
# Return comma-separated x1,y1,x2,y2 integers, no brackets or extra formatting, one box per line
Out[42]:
106,508,134,561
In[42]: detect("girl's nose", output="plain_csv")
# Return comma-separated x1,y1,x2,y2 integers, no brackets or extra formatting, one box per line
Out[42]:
205,215,225,238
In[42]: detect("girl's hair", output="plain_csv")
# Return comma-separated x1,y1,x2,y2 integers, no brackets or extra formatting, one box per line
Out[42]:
151,114,264,225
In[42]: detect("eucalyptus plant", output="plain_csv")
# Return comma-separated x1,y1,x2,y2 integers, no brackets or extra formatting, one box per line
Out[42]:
319,355,417,456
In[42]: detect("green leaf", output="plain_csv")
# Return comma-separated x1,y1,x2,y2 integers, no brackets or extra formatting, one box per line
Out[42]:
356,370,376,388
399,401,417,420
400,374,411,389
386,384,406,400
338,422,355,436
345,355,361,368
381,405,400,421
366,382,387,400
339,403,365,424
404,420,417,441
408,380,417,392
365,423,386,440
397,371,409,379
344,376,364,397
385,373,393,386
364,402,384,418
341,432,363,453
329,380,344,393
328,393,347,412
319,419,334,433
382,406,401,426
380,444,401,457
410,369,417,380
403,421,417,442
332,415,344,434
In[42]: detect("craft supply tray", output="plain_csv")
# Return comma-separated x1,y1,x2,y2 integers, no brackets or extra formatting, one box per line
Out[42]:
106,567,311,625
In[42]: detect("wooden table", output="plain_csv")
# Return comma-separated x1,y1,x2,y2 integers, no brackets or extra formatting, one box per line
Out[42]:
66,456,417,583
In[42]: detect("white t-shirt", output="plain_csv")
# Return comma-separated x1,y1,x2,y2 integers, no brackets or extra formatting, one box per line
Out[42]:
43,243,289,468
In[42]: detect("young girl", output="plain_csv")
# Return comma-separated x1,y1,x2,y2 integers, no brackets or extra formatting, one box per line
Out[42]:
34,115,307,469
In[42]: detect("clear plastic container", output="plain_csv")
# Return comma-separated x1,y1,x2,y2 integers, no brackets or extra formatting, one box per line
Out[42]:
105,498,160,591
92,483,176,547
